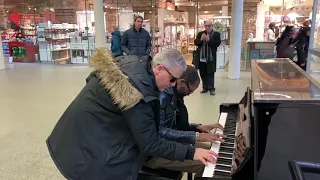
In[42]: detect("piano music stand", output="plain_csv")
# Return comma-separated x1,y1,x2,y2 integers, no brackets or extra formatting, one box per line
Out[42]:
288,160,320,180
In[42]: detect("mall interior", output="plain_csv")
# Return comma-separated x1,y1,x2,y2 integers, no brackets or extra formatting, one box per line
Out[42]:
1,0,320,179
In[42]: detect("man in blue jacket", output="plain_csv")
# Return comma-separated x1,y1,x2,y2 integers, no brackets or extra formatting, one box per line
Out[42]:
145,65,224,173
111,26,122,57
121,15,152,57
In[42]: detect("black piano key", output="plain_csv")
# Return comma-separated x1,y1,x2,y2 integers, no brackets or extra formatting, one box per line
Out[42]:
215,165,232,172
224,139,235,144
214,170,231,176
224,127,236,131
216,159,233,166
219,147,234,153
222,141,234,146
221,143,234,148
224,131,236,135
224,136,236,140
218,153,233,159
217,156,233,162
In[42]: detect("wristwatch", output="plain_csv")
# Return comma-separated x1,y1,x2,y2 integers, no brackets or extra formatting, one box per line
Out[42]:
195,132,200,141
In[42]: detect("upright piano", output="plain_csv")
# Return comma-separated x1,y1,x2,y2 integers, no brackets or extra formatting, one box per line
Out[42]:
195,59,320,180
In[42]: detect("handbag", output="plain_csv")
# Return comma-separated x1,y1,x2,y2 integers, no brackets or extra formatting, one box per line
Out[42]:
283,40,299,60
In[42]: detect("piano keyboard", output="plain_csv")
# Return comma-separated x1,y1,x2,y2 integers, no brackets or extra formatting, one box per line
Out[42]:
202,112,238,178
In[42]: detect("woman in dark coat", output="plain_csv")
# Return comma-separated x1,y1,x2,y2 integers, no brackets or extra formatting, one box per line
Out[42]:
293,25,310,71
276,26,294,58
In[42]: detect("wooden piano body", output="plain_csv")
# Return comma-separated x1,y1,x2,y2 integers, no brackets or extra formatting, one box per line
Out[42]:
196,59,320,180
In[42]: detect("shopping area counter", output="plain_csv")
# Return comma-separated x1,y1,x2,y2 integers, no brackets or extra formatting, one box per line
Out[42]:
245,40,276,69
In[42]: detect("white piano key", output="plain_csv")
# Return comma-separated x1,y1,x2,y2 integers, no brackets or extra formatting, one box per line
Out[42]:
202,163,216,177
202,113,228,177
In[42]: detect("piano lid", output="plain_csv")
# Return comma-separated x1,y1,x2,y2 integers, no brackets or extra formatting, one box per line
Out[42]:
251,58,320,103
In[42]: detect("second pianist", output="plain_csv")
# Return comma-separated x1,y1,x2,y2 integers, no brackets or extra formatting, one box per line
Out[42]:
145,65,225,173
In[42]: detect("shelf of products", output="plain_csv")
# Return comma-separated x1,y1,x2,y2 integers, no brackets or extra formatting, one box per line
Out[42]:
38,23,79,64
163,22,188,54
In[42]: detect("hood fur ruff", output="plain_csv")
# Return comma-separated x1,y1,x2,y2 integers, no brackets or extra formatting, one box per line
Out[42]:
90,48,143,110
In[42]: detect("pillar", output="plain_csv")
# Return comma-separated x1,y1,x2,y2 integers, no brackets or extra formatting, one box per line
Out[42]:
256,2,267,41
228,0,243,79
93,0,106,48
222,6,228,16
0,36,5,70
306,0,318,73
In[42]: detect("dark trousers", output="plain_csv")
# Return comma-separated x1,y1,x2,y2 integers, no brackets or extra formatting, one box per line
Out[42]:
199,62,215,91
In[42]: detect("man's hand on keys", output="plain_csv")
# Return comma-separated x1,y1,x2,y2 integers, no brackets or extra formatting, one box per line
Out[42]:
198,133,225,143
194,148,219,166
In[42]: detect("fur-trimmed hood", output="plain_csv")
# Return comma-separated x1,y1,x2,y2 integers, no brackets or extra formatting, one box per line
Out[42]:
89,48,143,110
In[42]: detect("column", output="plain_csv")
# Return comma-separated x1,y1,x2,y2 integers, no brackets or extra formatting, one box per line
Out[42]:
222,6,228,16
306,0,318,73
228,0,243,79
93,0,106,48
0,36,5,70
256,2,267,41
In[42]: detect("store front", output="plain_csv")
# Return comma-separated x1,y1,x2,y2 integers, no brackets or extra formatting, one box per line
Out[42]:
0,0,233,69
244,0,314,69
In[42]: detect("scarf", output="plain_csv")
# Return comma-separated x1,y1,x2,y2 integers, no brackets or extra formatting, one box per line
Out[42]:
200,31,214,62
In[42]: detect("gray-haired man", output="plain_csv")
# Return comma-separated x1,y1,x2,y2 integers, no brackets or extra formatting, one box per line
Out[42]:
46,48,218,180
192,20,221,96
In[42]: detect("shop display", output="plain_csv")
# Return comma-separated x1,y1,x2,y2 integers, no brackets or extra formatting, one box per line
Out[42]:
1,29,37,62
38,23,79,63
163,14,187,23
158,9,189,54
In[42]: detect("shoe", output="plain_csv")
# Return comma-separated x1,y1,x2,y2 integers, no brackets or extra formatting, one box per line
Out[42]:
200,90,208,94
209,90,215,96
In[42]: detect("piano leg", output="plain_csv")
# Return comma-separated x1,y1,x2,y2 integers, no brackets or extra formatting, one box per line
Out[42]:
255,108,277,171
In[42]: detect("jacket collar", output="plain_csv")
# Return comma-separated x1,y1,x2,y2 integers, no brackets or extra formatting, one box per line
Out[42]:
133,26,142,32
89,48,144,110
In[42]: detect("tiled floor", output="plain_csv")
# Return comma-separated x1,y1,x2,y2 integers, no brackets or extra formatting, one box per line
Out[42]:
0,63,251,180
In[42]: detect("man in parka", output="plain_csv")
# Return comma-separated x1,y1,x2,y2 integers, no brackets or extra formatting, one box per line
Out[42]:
46,48,217,180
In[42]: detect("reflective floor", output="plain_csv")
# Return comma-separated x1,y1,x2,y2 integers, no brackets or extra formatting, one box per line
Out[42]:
0,63,250,179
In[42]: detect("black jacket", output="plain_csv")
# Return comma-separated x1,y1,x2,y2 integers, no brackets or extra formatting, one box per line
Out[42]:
46,48,194,180
159,86,200,145
121,27,152,57
192,30,221,73
293,27,310,65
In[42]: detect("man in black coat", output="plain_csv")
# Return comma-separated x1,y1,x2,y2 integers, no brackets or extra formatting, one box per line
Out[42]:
46,48,218,180
193,20,221,96
121,15,152,57
145,65,224,173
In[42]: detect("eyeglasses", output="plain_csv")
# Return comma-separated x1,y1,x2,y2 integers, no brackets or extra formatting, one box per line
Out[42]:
162,66,178,83
204,25,212,27
184,81,193,94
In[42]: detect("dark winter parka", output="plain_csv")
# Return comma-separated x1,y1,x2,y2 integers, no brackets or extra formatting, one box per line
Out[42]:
46,48,194,180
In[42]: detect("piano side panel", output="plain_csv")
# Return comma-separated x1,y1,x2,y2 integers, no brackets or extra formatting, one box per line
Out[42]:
255,105,320,180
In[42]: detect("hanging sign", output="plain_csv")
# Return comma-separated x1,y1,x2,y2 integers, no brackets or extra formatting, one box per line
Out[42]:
284,0,306,10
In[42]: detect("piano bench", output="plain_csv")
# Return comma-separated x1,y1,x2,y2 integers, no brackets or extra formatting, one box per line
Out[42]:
138,166,186,180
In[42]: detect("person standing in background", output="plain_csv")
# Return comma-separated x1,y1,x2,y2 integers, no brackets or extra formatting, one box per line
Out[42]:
192,20,221,96
267,22,276,41
293,21,311,71
111,26,122,57
121,15,152,57
276,26,294,58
